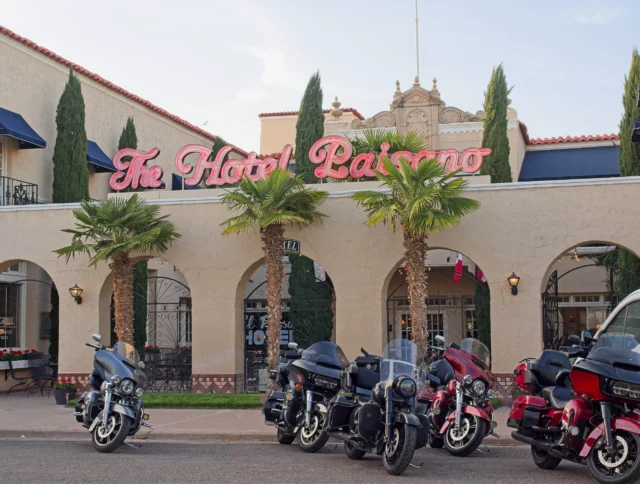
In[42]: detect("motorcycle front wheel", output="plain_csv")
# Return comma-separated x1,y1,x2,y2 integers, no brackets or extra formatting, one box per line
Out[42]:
587,431,640,484
297,412,329,453
444,414,488,457
383,424,417,476
92,413,132,453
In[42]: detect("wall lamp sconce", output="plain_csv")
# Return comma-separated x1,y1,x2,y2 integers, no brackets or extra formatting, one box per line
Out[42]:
507,272,520,296
69,284,83,305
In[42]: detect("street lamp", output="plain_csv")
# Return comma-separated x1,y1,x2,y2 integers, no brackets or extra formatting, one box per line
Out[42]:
508,273,520,296
69,284,83,304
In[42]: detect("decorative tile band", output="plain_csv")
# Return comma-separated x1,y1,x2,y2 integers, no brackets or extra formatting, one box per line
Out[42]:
191,374,238,394
58,373,92,391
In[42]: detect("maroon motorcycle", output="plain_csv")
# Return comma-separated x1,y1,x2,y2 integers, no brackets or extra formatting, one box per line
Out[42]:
509,332,640,484
417,337,499,456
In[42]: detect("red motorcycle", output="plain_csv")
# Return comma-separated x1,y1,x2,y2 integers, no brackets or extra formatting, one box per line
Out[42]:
509,332,640,484
418,337,499,456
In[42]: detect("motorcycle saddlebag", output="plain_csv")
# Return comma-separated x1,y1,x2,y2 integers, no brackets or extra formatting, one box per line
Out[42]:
358,402,383,442
263,391,285,423
74,393,87,423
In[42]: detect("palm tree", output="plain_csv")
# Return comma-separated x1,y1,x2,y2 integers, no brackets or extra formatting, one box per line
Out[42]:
352,157,479,359
55,195,181,345
220,169,328,382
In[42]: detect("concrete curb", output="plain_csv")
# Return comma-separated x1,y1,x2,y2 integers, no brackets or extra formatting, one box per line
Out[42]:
0,429,522,446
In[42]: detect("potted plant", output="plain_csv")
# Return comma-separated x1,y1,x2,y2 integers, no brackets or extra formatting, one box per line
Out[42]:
143,345,160,361
53,377,76,405
0,349,37,369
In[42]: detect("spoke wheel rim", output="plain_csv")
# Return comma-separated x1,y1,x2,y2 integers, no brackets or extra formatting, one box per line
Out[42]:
592,433,639,478
94,415,121,446
384,428,403,466
300,414,322,443
446,415,477,449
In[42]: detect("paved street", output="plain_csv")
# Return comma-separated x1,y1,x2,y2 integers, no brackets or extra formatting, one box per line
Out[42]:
0,438,591,483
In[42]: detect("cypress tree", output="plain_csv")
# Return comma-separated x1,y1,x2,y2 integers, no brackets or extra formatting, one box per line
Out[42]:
47,286,59,362
52,69,89,203
288,255,333,348
294,72,324,183
480,64,513,183
206,136,230,188
617,49,640,295
117,117,148,352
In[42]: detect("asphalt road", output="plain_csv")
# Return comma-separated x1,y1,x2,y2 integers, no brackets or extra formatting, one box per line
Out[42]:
0,438,593,483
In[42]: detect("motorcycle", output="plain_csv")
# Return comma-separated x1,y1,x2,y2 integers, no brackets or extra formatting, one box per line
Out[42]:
73,334,150,453
418,336,499,456
324,338,429,476
263,341,349,453
509,332,640,484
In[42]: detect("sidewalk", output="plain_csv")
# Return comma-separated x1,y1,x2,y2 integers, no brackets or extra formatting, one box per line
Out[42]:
0,394,518,445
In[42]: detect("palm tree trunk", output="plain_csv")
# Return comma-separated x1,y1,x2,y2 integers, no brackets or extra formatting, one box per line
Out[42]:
261,224,285,390
403,231,428,360
110,254,135,345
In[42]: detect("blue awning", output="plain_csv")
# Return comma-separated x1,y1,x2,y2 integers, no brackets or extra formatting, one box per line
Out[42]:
86,140,116,173
172,174,199,190
519,146,620,182
0,108,46,149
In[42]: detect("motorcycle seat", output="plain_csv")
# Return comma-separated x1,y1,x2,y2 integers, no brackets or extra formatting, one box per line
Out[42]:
541,386,574,410
531,350,571,387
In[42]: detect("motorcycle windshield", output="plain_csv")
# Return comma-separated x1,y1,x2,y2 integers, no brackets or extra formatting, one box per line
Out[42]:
460,338,491,368
380,338,420,386
591,333,640,353
111,342,140,366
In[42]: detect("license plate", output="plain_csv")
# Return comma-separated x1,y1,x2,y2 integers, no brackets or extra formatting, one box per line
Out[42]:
143,414,150,421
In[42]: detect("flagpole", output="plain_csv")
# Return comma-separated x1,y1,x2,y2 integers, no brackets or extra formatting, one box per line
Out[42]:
415,0,420,82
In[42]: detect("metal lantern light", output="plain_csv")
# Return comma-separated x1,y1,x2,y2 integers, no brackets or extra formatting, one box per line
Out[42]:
507,273,520,296
69,284,83,304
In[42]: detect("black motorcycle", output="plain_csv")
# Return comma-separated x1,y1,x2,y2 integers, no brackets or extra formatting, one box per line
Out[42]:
324,338,429,475
73,334,150,453
263,341,349,453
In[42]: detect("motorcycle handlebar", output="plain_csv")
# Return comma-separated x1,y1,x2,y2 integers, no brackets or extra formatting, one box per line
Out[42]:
361,347,369,357
85,342,101,349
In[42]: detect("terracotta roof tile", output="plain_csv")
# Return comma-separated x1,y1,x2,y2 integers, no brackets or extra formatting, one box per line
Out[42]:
259,108,365,121
0,25,249,156
529,133,619,145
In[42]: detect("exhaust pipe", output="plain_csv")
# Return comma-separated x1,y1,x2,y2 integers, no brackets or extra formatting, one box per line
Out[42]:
511,431,563,457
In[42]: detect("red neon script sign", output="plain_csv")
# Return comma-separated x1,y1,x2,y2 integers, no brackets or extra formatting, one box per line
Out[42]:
109,136,491,190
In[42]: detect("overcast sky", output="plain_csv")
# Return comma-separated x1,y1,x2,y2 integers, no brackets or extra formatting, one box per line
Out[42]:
2,0,638,152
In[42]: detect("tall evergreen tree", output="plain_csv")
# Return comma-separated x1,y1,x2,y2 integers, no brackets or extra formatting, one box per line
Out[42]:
52,69,89,203
617,49,640,295
47,286,59,362
294,72,324,183
117,117,148,351
480,64,512,183
206,136,231,188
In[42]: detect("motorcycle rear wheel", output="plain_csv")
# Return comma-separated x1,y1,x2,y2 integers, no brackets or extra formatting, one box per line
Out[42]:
92,413,132,453
383,424,417,476
444,414,488,457
345,442,366,460
531,446,562,470
276,428,295,445
587,431,640,484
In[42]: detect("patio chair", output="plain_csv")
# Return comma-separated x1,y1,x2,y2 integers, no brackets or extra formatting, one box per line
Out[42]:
26,352,56,396
6,359,35,396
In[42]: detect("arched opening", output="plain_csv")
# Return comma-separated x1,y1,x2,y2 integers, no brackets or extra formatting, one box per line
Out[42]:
541,242,640,349
0,259,58,393
385,249,491,349
105,257,192,392
242,254,335,393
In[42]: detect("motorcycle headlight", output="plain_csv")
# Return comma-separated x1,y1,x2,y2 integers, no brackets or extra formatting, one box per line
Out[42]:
395,377,417,398
463,374,473,386
612,381,630,397
629,385,640,400
110,375,121,386
472,379,487,396
135,387,144,398
120,379,135,395
487,389,496,400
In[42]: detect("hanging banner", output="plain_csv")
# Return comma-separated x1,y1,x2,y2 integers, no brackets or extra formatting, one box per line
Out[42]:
109,136,491,190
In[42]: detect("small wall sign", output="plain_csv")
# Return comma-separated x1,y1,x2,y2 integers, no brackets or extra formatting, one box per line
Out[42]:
282,239,300,254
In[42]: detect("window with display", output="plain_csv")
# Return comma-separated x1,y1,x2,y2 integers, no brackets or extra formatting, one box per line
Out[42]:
0,283,20,348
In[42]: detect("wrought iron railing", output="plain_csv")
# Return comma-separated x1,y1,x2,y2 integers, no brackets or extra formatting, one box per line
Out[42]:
0,176,39,206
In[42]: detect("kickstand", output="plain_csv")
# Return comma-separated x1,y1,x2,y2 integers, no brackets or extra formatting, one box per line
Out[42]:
124,441,143,449
409,461,424,468
476,446,490,454
323,443,338,450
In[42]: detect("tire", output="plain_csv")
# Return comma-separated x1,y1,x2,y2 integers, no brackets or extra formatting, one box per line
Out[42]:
444,414,488,457
531,446,562,470
296,412,329,453
383,424,417,476
429,435,444,449
277,428,295,445
345,442,366,460
92,413,132,453
586,431,640,484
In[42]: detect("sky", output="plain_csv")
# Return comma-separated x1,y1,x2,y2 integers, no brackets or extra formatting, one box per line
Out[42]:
2,0,638,152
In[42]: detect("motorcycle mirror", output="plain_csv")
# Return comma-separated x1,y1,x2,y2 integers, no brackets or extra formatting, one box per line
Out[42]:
92,333,102,342
288,342,299,350
435,335,446,344
567,334,580,346
581,330,594,344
